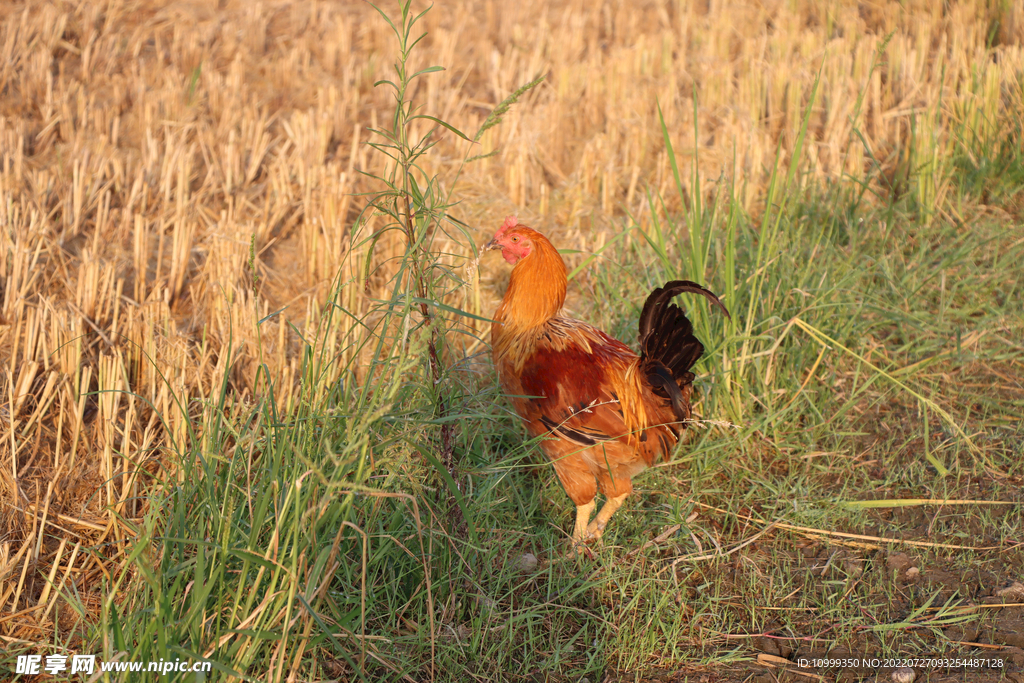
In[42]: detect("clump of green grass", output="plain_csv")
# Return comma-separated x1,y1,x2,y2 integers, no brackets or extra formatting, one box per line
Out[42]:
582,182,1022,675
573,75,1023,676
549,55,1023,678
949,74,1024,212
56,2,601,681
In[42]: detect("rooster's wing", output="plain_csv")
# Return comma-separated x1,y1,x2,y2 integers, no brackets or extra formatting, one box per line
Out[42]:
503,319,664,449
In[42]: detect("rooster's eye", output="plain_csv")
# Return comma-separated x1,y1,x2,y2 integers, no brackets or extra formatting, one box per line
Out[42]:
510,236,520,243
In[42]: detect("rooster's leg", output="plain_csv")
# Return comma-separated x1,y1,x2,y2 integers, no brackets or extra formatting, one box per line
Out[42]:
584,492,629,541
572,501,596,545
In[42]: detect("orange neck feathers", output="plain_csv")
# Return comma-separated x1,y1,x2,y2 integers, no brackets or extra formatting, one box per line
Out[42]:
494,228,567,333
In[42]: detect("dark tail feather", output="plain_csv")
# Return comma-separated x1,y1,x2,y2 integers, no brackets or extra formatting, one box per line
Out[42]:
638,280,729,420
646,364,690,421
638,281,730,336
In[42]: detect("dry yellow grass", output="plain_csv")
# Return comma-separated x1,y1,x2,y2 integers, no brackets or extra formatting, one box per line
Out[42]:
1,0,1021,649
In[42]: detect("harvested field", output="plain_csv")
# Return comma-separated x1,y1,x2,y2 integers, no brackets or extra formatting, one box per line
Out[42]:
1,0,1022,680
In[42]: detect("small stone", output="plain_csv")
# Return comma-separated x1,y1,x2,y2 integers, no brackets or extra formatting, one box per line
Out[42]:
996,581,1024,600
891,667,915,683
906,566,920,579
520,553,538,572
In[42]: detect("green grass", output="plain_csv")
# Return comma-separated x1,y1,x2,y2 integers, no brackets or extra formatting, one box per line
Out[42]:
12,3,1022,682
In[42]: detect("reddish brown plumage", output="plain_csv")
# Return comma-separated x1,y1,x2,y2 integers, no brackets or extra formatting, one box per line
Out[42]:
488,218,729,546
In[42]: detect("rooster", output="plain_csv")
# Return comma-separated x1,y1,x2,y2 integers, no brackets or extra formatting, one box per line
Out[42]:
486,216,729,548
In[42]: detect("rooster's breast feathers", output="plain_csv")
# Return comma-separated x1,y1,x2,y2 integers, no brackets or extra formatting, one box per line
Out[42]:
496,316,667,454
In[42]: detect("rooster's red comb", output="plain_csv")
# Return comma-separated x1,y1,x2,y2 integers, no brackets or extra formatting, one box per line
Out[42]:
496,214,519,235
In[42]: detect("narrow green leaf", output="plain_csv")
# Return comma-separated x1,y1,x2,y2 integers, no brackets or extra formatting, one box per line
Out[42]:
837,498,1016,510
467,149,500,163
412,297,496,323
411,114,472,142
412,65,445,79
418,446,479,546
257,307,288,326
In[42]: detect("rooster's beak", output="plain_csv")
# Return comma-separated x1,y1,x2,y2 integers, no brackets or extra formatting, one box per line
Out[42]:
484,238,501,252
